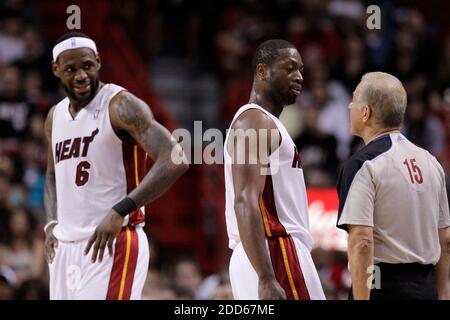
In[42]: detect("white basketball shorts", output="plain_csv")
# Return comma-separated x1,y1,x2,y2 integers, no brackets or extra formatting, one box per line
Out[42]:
49,225,149,300
229,235,325,300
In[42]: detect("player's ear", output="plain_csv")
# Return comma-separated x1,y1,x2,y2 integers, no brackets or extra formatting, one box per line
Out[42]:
52,61,60,78
256,63,268,81
95,52,101,71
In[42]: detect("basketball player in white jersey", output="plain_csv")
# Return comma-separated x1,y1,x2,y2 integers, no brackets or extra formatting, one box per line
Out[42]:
43,32,188,300
224,39,325,300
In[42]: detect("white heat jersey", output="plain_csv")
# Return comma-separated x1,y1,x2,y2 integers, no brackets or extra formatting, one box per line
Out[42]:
224,103,313,251
51,83,146,242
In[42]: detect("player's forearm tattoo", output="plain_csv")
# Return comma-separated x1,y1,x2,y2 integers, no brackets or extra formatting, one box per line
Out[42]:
115,93,150,142
114,92,188,208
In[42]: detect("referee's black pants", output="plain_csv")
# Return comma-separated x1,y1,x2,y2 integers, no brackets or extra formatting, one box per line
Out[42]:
350,262,438,300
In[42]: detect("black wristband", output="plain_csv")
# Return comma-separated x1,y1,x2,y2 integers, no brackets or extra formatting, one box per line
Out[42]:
112,197,138,217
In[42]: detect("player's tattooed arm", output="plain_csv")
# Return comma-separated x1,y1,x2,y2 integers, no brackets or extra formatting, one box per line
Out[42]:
44,106,58,263
110,91,189,207
85,92,188,264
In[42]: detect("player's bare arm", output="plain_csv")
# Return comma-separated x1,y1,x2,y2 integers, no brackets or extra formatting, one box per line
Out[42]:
347,225,374,300
110,91,189,206
84,91,189,263
228,109,286,300
43,106,59,264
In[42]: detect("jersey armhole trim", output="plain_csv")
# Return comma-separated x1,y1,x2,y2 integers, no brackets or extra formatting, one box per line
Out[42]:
225,106,282,158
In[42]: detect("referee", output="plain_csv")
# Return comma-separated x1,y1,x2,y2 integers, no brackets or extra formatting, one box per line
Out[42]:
336,72,450,300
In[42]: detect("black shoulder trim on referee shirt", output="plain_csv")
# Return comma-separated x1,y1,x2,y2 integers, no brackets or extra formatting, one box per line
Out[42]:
336,134,393,232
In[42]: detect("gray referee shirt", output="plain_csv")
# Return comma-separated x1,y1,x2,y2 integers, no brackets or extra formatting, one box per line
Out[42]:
336,133,450,265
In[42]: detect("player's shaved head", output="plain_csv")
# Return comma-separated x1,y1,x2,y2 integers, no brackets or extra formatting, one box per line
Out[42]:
252,39,297,74
358,72,407,128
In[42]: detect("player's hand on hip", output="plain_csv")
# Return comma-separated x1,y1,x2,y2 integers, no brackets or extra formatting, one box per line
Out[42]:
84,209,124,263
258,276,287,300
44,224,59,264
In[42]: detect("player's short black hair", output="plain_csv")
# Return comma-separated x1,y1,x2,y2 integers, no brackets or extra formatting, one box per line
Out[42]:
252,39,297,74
54,31,92,46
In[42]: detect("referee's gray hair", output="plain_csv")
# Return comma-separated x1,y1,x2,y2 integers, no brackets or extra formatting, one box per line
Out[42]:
359,72,407,128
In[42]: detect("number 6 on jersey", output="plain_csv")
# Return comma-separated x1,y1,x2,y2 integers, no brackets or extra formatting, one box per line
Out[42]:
75,161,91,186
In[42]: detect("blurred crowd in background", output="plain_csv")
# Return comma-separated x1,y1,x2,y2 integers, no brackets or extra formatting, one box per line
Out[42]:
0,0,449,299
